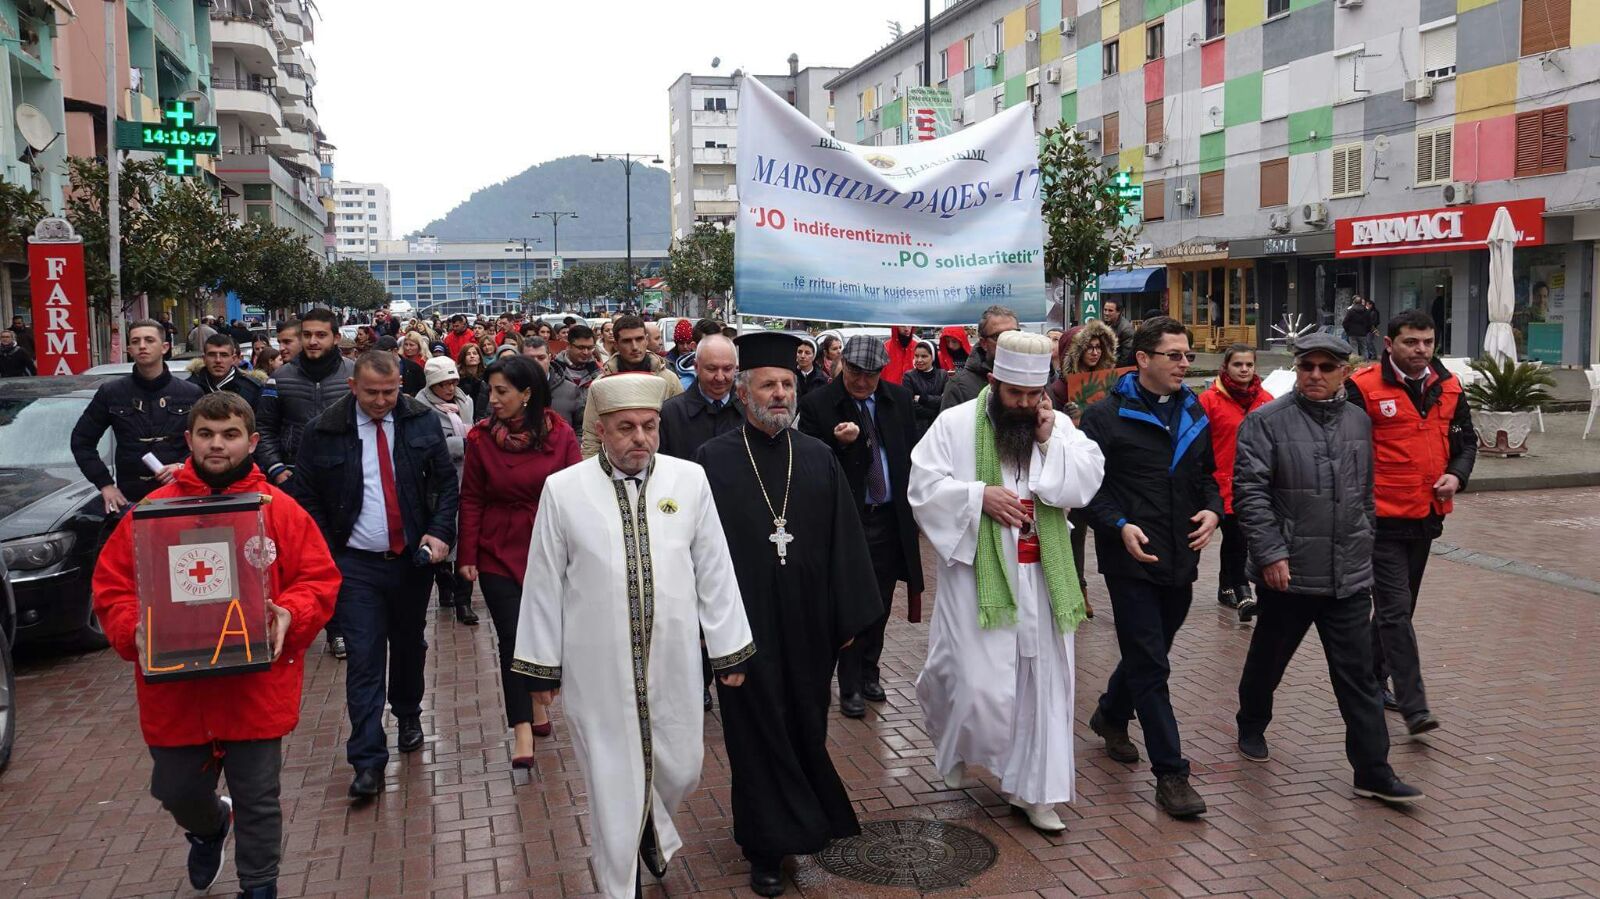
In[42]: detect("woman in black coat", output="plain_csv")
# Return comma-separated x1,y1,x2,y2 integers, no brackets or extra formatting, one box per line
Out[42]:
456,343,491,421
900,340,945,440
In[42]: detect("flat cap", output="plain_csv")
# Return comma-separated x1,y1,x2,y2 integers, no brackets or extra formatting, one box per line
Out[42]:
842,335,890,372
1293,332,1354,359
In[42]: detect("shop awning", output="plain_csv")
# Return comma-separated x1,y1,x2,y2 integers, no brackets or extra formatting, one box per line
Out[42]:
1098,267,1165,293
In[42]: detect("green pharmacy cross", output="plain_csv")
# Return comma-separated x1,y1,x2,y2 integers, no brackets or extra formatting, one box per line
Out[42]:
114,100,220,178
1109,170,1144,213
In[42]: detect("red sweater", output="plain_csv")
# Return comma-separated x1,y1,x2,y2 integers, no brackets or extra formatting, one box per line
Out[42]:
1197,375,1271,515
457,411,582,582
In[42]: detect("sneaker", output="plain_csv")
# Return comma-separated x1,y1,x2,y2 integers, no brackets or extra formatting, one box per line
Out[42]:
1089,708,1140,764
329,636,347,660
1405,711,1441,735
186,795,232,890
1354,776,1424,805
1237,732,1269,762
1155,773,1206,819
1217,586,1239,609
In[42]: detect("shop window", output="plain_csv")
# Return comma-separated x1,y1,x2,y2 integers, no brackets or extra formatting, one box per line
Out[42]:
1515,106,1568,177
1520,0,1570,56
1200,170,1225,217
1415,127,1453,186
1421,20,1457,79
1102,112,1120,154
1259,158,1288,207
1331,143,1365,197
1514,245,1566,361
1144,178,1165,222
1146,99,1164,144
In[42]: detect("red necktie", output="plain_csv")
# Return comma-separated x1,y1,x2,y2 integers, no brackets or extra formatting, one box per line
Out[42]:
372,417,406,555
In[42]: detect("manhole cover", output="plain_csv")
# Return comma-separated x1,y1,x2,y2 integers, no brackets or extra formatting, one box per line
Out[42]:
816,819,997,890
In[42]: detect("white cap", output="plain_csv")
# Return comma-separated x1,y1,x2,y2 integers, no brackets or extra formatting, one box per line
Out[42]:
423,356,460,388
991,331,1054,387
590,373,668,416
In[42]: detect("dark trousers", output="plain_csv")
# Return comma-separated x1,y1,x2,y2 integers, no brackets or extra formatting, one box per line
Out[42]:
1097,576,1193,777
1370,538,1432,717
337,549,431,771
432,563,470,611
149,739,283,890
836,506,901,696
1217,515,1248,590
1238,587,1395,786
479,573,535,727
1068,508,1091,595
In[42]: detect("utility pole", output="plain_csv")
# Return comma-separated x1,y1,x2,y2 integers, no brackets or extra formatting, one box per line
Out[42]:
923,0,932,86
591,152,662,308
507,237,541,312
530,211,577,310
104,0,121,360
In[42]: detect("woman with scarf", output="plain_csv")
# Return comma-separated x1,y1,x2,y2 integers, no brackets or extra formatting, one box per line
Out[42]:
901,340,946,439
456,342,491,422
937,325,972,372
418,357,480,626
1048,319,1120,619
456,355,582,768
1197,344,1272,622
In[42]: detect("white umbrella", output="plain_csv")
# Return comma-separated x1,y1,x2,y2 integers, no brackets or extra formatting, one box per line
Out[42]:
1483,205,1519,364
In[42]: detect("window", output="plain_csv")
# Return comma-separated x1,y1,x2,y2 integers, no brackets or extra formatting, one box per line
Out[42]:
1415,127,1454,185
858,93,867,118
368,214,377,221
1201,84,1224,132
1205,0,1225,39
1200,170,1225,217
1262,66,1288,120
1335,46,1365,104
1102,39,1120,77
1515,105,1568,177
1102,112,1120,154
964,35,974,65
1520,0,1571,55
368,202,377,209
1260,158,1289,207
1146,99,1164,144
1331,142,1365,196
367,189,375,196
939,49,949,81
1143,178,1165,221
1421,21,1457,79
993,20,1003,52
1146,19,1164,60
1267,0,1290,16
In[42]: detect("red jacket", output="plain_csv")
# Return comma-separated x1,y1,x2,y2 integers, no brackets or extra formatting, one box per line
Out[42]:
457,411,582,582
1349,363,1462,520
937,326,973,372
1197,375,1271,515
443,328,477,360
883,332,918,384
92,463,339,747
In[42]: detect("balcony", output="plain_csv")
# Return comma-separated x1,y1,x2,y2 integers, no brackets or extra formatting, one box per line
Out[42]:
210,15,278,73
694,186,739,203
282,98,318,133
214,79,283,132
692,147,736,165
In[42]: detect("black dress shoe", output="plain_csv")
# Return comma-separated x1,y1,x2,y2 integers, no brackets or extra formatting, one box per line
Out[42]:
1354,776,1424,804
1405,711,1441,735
455,604,480,626
749,864,785,897
861,681,887,702
840,693,866,718
329,636,347,660
349,767,384,800
1382,688,1400,711
398,715,424,753
704,687,714,711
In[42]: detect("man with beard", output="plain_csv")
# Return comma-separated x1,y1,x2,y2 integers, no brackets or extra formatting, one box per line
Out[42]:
909,331,1105,832
580,315,683,457
882,325,918,384
693,331,880,897
941,305,1019,410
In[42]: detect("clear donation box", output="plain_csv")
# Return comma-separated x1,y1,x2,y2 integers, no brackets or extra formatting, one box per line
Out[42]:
133,493,272,683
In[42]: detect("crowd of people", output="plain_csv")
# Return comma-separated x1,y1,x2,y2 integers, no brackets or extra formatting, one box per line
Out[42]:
64,301,1473,899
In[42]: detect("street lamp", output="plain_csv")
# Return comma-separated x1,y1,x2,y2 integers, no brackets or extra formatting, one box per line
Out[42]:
531,211,578,311
506,237,542,312
591,152,662,309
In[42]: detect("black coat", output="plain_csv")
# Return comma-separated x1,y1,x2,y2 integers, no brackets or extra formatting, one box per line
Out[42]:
797,365,830,398
69,368,202,502
400,356,426,396
255,355,355,477
0,346,35,377
191,365,264,409
658,386,744,460
798,377,925,594
900,366,946,437
1081,372,1224,586
291,394,460,552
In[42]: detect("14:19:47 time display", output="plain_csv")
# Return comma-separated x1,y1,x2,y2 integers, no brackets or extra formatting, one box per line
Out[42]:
141,128,219,149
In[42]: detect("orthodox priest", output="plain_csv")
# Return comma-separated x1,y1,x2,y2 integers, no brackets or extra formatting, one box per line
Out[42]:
693,331,881,898
908,331,1106,833
513,375,755,899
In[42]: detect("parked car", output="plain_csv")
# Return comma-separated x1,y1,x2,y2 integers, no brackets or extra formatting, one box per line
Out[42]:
82,360,192,377
0,376,118,650
1,546,16,771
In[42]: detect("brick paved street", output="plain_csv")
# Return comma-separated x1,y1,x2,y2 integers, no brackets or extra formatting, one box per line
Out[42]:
4,487,1600,898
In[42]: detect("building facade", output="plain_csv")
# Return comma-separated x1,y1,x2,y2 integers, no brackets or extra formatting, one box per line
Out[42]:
358,243,668,316
331,181,392,255
826,0,1599,365
667,57,844,240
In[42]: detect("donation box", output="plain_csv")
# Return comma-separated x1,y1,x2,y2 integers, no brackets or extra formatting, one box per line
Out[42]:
133,493,272,683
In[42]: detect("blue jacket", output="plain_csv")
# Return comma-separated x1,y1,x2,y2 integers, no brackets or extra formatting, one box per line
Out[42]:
291,394,459,553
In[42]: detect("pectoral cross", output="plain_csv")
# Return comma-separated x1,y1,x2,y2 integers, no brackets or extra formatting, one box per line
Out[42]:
769,518,794,565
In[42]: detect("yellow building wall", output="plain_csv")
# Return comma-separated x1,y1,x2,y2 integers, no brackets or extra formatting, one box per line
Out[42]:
1455,63,1517,123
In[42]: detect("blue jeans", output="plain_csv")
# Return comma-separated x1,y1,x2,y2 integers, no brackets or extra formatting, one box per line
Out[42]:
337,549,432,771
1096,576,1194,777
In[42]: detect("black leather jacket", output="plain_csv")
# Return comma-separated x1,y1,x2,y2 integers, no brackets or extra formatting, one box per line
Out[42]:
255,355,355,477
69,368,203,502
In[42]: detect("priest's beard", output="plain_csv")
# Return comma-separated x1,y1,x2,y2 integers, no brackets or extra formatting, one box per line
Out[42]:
748,396,796,433
988,390,1037,472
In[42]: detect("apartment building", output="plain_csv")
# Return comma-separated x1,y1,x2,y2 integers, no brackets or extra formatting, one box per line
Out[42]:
331,181,393,256
359,243,668,316
667,56,844,240
826,0,1600,365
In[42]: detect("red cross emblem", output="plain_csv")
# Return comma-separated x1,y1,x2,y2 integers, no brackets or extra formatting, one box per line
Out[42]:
188,561,215,584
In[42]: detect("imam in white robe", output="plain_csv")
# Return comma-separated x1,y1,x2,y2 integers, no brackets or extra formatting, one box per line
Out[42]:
908,399,1105,805
514,453,755,899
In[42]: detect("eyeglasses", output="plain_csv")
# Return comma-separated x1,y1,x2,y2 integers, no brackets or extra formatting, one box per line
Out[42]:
1296,361,1342,373
1146,351,1197,363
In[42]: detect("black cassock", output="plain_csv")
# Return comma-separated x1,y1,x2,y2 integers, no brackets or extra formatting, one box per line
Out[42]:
694,424,881,860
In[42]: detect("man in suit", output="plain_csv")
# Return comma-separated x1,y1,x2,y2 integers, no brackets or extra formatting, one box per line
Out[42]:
799,336,925,718
659,334,742,461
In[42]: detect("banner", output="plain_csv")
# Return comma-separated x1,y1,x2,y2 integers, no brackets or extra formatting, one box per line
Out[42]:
735,76,1045,326
27,238,91,376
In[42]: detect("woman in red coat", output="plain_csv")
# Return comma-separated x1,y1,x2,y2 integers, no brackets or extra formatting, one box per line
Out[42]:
1197,344,1272,622
456,354,582,768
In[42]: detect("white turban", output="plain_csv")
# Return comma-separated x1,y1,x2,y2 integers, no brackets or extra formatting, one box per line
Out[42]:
991,331,1054,387
589,374,667,415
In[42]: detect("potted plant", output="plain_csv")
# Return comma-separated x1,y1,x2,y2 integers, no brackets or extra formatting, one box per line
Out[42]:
1465,356,1556,456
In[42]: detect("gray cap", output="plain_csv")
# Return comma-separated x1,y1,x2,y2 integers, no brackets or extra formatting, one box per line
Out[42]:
841,335,890,372
1293,332,1353,360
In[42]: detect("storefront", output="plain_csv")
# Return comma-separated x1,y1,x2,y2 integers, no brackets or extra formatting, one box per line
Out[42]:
1231,232,1350,348
1094,266,1165,323
1147,240,1258,350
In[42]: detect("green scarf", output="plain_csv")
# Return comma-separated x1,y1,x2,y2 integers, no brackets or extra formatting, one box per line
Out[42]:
974,387,1086,634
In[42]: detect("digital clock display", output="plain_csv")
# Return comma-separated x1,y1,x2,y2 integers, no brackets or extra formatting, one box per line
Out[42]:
141,127,220,150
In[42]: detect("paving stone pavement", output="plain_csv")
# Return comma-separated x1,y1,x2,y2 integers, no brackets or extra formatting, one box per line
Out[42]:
4,488,1600,898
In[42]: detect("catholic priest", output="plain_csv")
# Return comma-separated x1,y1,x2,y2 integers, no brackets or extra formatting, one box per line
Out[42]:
513,374,755,899
692,331,882,898
908,330,1106,833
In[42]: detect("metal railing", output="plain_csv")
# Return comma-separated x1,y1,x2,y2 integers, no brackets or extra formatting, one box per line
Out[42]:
213,77,278,93
152,4,185,51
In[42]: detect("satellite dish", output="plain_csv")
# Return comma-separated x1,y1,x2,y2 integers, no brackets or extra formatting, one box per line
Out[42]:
14,104,56,152
1373,134,1391,153
179,89,212,123
710,57,721,69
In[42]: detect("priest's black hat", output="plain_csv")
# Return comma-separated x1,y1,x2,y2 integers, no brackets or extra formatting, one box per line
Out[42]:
734,331,803,372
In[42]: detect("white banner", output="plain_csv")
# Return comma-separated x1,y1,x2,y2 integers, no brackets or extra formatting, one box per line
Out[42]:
735,76,1045,326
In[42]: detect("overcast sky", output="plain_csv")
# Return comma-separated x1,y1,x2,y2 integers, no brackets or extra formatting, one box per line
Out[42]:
316,0,934,236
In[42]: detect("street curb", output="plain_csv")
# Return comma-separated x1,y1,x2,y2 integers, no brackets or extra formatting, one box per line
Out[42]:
1432,541,1600,596
1468,471,1600,492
